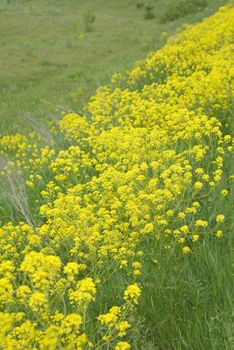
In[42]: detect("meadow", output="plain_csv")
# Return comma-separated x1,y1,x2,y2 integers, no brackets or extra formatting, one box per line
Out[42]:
0,1,233,350
0,0,228,134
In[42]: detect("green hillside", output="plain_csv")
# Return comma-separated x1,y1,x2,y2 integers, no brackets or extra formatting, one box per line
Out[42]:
0,0,227,134
0,2,233,349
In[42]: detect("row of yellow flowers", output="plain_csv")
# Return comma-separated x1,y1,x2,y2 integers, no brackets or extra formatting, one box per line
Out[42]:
0,5,233,349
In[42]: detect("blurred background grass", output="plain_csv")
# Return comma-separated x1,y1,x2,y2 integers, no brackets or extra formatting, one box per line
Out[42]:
0,0,228,135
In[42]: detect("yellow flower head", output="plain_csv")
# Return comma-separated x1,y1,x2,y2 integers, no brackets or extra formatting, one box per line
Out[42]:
216,214,225,223
216,230,223,238
182,246,191,254
115,341,131,350
124,283,141,305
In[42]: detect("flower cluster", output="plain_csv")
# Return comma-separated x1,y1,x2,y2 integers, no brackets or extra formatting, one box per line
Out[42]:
0,5,233,349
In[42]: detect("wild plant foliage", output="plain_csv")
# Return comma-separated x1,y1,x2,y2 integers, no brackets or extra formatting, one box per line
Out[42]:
0,5,233,349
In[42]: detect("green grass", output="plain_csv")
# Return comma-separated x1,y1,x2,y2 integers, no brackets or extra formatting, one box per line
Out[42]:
0,1,233,349
139,235,233,349
137,147,234,349
0,0,227,135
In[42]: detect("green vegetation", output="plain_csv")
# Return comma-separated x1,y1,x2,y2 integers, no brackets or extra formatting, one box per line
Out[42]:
0,0,228,135
160,0,209,23
0,2,233,349
83,12,96,33
140,177,234,349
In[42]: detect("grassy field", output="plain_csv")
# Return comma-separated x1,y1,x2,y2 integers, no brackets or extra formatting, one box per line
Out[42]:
0,0,228,135
0,1,233,350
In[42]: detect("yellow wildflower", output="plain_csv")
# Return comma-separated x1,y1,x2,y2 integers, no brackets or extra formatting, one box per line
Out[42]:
216,215,225,223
